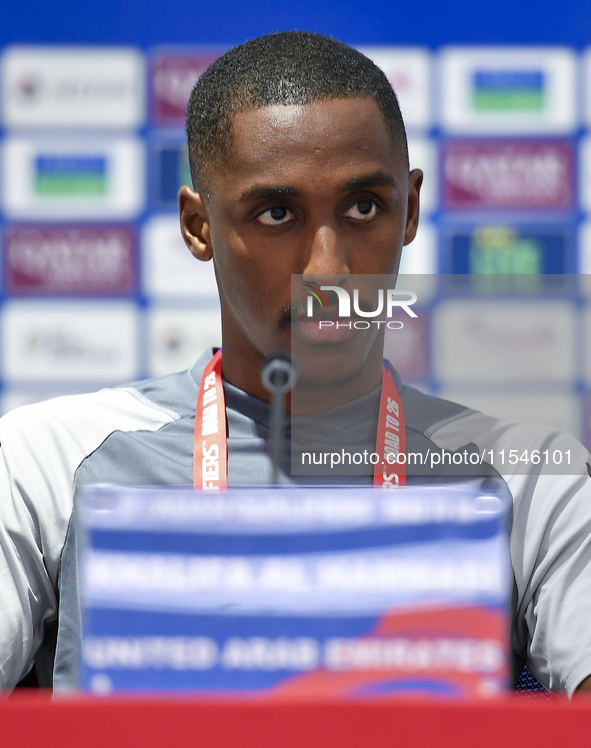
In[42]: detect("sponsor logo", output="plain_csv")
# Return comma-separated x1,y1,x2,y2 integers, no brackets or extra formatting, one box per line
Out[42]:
12,72,42,100
2,301,139,382
147,307,222,377
469,227,541,275
151,51,224,125
356,48,431,130
34,155,108,196
3,136,145,220
2,47,144,128
472,70,545,112
5,225,136,294
433,300,576,383
142,215,218,297
447,225,570,278
443,140,574,210
440,48,577,135
152,141,192,208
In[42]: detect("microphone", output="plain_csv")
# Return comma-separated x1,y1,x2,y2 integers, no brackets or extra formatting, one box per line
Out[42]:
261,350,297,485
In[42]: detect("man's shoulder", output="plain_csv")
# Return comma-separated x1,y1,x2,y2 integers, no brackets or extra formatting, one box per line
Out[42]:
0,347,214,442
400,383,474,436
402,382,582,448
0,367,203,530
0,365,203,470
402,384,590,483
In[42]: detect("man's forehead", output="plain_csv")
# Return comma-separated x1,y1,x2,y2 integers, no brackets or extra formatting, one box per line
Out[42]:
215,98,404,184
231,98,391,147
235,96,382,127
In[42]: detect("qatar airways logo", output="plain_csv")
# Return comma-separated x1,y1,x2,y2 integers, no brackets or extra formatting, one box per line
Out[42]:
304,283,418,330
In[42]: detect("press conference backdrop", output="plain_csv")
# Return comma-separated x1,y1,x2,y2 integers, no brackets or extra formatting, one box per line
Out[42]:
0,45,591,448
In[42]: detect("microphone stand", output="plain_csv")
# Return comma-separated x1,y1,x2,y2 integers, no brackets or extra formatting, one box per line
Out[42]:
261,351,297,486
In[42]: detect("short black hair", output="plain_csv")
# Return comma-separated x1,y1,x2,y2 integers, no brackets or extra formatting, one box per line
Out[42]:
185,31,408,193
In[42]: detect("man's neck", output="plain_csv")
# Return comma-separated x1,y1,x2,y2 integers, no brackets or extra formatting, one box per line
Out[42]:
219,337,384,416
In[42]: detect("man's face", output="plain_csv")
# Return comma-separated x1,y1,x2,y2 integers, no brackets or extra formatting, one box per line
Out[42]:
180,97,422,394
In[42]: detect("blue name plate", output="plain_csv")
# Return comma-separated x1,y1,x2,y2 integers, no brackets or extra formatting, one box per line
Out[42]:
79,483,511,699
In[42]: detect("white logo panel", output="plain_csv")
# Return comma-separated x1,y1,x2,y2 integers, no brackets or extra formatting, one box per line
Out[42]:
2,301,139,382
357,47,431,131
1,47,145,129
2,136,145,220
439,47,577,134
147,305,222,377
433,300,576,383
142,215,218,298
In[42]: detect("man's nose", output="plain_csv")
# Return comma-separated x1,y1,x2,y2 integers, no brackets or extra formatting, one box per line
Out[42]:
302,224,350,279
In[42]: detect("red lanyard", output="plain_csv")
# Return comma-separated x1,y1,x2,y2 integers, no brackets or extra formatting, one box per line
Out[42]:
193,351,406,490
193,349,227,491
375,360,407,488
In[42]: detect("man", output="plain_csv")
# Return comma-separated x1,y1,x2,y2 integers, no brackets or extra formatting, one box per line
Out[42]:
1,32,590,695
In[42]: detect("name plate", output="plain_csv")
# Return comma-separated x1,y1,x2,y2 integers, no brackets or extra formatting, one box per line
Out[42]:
80,483,511,699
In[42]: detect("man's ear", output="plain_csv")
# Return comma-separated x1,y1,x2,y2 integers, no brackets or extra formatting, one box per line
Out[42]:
403,168,423,246
178,185,213,261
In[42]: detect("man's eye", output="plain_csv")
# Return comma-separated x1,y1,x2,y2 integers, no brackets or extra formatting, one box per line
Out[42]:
256,206,295,225
345,200,378,221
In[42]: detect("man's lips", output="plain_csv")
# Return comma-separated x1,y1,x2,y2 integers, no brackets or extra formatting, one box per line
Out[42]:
281,299,383,344
290,315,360,343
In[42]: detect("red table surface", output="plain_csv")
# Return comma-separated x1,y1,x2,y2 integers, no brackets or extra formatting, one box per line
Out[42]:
3,693,591,748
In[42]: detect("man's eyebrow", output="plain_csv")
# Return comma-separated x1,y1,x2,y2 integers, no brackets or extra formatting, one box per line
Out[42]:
238,173,397,202
239,185,299,202
344,172,398,191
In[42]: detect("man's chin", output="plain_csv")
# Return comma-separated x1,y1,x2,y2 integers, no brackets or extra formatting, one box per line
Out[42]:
291,339,381,389
290,354,381,416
